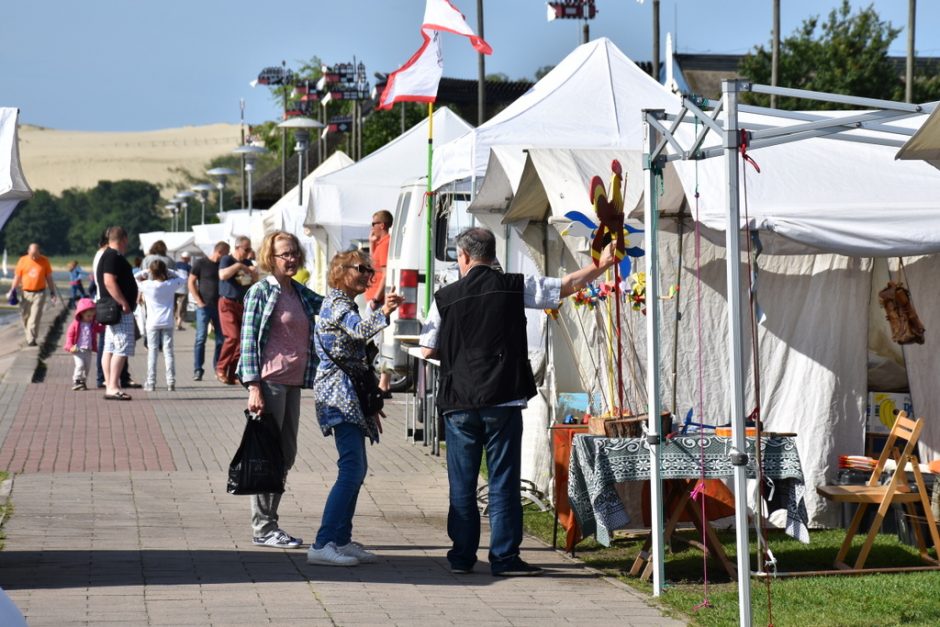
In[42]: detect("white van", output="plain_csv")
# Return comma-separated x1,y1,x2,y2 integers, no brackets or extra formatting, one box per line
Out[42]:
379,177,473,390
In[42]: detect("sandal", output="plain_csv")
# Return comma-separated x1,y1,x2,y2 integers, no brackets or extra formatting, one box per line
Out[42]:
104,392,132,401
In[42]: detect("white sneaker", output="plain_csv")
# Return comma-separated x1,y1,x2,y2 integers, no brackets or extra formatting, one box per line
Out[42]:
336,541,378,564
143,384,155,392
307,542,358,566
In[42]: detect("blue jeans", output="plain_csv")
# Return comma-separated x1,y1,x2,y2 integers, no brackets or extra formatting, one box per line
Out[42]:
145,327,175,387
444,406,523,572
193,304,223,374
314,422,368,549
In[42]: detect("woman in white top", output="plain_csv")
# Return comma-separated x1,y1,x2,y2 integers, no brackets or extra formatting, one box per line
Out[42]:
137,259,187,391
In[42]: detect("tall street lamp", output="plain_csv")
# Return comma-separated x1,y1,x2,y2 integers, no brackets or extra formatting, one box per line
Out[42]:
174,190,195,231
277,117,324,206
191,183,213,225
165,203,180,232
207,167,237,215
232,144,267,216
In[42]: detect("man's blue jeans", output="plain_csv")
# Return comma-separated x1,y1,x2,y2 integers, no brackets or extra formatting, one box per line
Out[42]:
314,422,368,549
193,304,223,374
444,406,523,572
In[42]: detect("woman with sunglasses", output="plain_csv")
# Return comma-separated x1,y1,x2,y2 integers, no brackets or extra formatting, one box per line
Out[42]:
236,231,323,549
307,249,403,566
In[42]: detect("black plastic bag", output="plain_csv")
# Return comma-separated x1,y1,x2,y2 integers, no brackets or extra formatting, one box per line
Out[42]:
227,410,285,495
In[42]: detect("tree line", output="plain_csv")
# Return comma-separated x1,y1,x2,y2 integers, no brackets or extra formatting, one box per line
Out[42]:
2,181,167,258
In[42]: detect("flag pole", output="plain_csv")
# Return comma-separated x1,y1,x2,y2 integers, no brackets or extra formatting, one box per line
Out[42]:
425,102,434,315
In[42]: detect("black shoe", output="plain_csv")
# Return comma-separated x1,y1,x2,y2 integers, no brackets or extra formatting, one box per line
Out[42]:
380,390,393,399
125,381,143,389
193,369,204,381
27,340,37,347
492,559,544,577
450,565,473,574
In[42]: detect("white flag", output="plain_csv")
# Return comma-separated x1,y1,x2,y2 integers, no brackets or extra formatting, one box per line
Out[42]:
378,0,491,110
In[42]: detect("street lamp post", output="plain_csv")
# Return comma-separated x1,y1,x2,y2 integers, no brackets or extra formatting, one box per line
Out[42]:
191,183,213,225
174,190,195,231
232,144,268,216
207,167,237,215
166,203,180,232
277,117,324,206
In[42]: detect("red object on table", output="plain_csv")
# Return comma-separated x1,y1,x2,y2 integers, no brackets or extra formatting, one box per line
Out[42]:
552,424,589,551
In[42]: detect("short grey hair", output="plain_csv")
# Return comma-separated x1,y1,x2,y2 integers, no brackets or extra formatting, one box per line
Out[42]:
455,227,496,262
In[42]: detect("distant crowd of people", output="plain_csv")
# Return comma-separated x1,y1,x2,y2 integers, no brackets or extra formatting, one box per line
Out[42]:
7,212,617,577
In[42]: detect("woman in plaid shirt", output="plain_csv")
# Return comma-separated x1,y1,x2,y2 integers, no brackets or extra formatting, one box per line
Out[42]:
236,231,323,549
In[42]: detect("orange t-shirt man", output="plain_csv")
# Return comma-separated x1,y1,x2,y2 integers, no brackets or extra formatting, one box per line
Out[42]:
15,252,53,292
365,211,392,303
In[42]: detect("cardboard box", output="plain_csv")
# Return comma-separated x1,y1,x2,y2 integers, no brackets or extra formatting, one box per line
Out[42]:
867,392,913,434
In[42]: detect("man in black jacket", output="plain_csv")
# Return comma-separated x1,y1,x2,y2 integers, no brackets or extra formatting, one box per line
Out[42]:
420,227,615,576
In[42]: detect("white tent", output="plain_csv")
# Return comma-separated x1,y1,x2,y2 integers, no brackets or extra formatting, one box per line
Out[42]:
138,231,202,259
192,222,229,257
432,37,680,193
307,107,473,252
259,151,355,293
0,108,32,231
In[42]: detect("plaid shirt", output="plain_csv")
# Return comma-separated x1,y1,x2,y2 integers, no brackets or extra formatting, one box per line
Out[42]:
236,276,324,388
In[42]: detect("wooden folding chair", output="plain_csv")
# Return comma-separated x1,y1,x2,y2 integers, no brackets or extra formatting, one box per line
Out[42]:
817,412,940,571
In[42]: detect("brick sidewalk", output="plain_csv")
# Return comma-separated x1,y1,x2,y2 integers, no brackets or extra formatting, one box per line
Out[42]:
0,311,685,626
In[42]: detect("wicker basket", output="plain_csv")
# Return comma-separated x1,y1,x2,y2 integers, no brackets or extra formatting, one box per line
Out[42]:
587,412,673,438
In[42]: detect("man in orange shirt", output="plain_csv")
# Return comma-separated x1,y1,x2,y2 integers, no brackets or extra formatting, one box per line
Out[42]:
366,210,393,395
8,243,58,346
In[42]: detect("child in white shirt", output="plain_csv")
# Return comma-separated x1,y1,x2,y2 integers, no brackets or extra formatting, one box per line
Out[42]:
137,260,188,391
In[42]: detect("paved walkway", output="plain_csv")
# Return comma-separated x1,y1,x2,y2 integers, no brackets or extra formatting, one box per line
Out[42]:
0,302,685,626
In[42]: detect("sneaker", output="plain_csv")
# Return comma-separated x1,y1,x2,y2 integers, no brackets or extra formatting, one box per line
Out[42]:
167,383,175,392
307,542,358,566
450,565,473,574
492,559,544,577
336,541,378,564
72,382,84,391
252,529,303,549
27,341,37,347
193,369,204,381
144,384,155,392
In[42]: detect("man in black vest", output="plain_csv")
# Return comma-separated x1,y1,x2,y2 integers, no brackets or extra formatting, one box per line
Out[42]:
420,227,615,576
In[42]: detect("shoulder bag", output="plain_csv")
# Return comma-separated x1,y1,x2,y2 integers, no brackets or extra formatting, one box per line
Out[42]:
95,298,122,325
317,333,384,417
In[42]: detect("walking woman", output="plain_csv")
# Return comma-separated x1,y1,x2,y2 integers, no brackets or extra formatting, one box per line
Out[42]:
236,231,323,548
307,250,402,566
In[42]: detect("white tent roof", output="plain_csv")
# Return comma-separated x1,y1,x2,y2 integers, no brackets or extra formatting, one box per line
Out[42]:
263,150,354,237
192,222,229,256
668,112,940,257
896,104,940,170
432,37,680,190
0,108,32,231
308,108,472,242
138,231,201,258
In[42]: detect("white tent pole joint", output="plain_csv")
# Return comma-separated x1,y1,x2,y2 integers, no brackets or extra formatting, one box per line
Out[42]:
642,108,667,597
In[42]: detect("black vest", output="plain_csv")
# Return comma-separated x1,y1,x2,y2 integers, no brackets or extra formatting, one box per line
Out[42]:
435,265,537,412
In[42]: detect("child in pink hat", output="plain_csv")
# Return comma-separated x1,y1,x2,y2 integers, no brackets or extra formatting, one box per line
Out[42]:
63,298,104,391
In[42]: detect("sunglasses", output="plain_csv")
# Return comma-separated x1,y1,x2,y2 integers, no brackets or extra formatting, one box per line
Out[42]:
345,264,375,275
273,251,301,261
371,221,385,227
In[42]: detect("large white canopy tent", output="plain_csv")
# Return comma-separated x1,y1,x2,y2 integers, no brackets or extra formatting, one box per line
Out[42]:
306,107,473,253
138,231,202,259
0,108,32,231
258,150,354,293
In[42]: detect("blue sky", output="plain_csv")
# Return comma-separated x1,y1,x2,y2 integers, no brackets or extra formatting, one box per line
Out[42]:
4,1,938,131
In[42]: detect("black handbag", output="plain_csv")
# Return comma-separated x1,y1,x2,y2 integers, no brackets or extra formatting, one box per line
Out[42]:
95,298,121,325
227,410,286,495
317,334,384,417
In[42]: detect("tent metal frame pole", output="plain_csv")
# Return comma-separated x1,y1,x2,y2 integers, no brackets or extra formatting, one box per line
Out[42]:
641,79,933,627
722,78,753,627
641,108,666,597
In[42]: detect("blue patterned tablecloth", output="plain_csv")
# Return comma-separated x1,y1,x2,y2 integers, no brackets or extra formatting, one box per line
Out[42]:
568,435,809,546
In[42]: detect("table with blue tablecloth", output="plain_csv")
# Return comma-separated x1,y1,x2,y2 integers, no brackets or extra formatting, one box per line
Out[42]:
568,434,810,548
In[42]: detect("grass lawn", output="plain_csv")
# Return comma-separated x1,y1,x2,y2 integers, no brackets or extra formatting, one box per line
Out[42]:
522,507,940,626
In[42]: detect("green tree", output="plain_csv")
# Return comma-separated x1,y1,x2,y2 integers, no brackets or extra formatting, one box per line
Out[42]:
534,65,555,80
362,103,428,157
63,180,165,256
739,1,901,109
1,190,71,256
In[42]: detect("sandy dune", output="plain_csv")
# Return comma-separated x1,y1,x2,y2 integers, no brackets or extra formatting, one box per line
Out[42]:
17,123,242,196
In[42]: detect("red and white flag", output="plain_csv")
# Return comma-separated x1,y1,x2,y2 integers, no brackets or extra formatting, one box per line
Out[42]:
378,0,491,110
